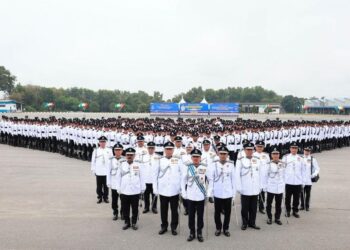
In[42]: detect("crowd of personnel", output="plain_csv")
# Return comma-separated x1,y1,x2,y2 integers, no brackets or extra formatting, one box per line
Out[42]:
0,115,346,242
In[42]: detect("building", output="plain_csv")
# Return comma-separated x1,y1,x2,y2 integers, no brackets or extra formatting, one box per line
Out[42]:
304,98,350,115
240,103,281,114
0,100,22,113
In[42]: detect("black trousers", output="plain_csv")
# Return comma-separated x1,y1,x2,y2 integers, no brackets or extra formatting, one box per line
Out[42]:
160,194,179,230
96,175,109,200
266,192,283,220
144,183,157,210
241,195,258,226
187,200,205,234
300,185,312,209
121,194,139,225
285,184,302,213
228,150,235,161
258,191,265,210
214,197,232,230
111,189,120,214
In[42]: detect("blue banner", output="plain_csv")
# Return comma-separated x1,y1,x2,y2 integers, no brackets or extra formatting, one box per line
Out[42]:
180,103,209,113
150,103,179,113
210,103,239,113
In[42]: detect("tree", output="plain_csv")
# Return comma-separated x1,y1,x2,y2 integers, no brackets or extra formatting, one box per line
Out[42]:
0,66,16,94
281,95,304,113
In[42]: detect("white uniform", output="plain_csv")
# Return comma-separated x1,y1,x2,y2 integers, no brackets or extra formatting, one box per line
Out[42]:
282,154,306,185
91,147,113,176
302,155,320,186
107,157,125,190
181,163,207,201
235,156,263,196
262,160,285,194
153,156,182,196
117,160,146,195
207,160,236,199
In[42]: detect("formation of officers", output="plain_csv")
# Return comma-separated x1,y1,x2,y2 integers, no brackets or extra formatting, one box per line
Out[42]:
0,114,342,242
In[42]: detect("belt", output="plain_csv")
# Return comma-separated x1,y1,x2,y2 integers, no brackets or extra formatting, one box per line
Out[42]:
83,137,86,139
156,144,163,146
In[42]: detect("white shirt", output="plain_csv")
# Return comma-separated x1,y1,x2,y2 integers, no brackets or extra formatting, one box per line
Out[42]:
107,157,125,190
181,163,207,201
262,160,285,194
302,155,320,186
117,160,146,195
235,156,263,196
153,156,182,197
282,153,306,185
207,160,236,199
91,147,113,176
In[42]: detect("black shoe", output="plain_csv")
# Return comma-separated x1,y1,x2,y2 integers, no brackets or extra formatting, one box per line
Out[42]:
113,214,118,221
306,207,309,211
104,199,109,203
267,218,272,224
259,209,266,214
249,225,260,230
286,212,290,217
275,220,283,225
143,209,150,214
215,230,221,236
152,208,158,214
132,224,138,230
223,230,230,237
187,234,195,241
293,212,300,218
197,234,204,242
122,224,130,230
184,210,188,216
241,224,247,230
300,206,305,210
171,229,177,236
158,228,167,235
97,199,102,204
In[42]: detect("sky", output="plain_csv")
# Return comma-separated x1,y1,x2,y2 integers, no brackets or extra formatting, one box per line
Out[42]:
1,0,349,99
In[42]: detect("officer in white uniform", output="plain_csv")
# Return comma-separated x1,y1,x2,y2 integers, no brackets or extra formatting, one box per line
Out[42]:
253,140,270,214
300,147,320,211
207,146,235,237
282,142,306,218
181,148,207,242
141,141,160,214
107,143,125,220
235,142,263,230
173,136,186,158
153,141,183,236
262,147,285,225
135,135,148,162
91,136,113,203
116,147,145,230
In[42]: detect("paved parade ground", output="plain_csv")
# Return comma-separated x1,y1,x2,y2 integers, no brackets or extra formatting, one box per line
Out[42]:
0,144,349,250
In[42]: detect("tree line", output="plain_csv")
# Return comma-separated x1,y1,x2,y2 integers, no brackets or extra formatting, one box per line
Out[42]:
1,65,304,113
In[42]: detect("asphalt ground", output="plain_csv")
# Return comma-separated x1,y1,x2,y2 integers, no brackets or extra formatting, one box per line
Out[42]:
0,144,350,250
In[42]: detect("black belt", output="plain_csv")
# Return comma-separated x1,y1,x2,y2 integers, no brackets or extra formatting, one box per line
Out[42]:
83,137,86,139
110,140,115,141
87,137,91,139
156,144,163,146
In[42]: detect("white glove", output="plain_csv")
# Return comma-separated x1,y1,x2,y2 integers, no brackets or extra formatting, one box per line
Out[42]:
182,193,187,200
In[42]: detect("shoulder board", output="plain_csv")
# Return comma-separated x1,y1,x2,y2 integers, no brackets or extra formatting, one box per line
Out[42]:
298,155,304,158
134,160,141,163
201,163,207,167
237,156,244,161
227,160,235,164
212,159,219,163
253,156,260,159
172,155,181,159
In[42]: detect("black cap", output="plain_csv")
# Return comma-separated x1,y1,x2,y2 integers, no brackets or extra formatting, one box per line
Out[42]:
113,143,123,150
255,140,265,146
218,146,229,153
124,147,136,155
271,147,280,154
304,146,312,151
202,139,211,145
290,142,299,148
174,136,183,141
147,141,156,147
244,142,254,149
98,136,107,142
164,141,175,149
191,148,202,156
137,136,145,141
213,135,220,140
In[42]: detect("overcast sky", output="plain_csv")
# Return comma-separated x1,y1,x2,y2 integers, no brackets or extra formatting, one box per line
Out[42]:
1,0,349,99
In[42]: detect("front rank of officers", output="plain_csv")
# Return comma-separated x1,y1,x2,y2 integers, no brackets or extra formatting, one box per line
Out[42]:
91,135,320,243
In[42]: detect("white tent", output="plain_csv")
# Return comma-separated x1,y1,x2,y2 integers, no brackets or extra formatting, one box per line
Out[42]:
179,96,186,104
200,97,208,104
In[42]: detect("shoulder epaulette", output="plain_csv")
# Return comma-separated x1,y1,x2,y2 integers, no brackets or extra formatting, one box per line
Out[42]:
253,156,260,159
